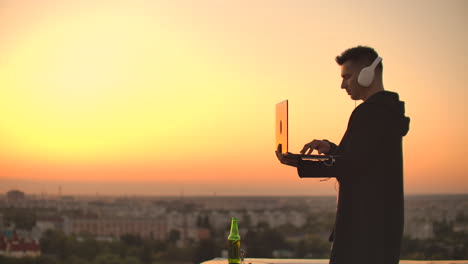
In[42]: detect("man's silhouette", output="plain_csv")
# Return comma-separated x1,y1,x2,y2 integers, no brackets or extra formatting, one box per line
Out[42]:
276,46,410,264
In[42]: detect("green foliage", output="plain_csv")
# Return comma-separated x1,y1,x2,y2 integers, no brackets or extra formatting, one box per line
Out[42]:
162,245,194,261
39,230,71,259
93,253,122,264
193,239,218,264
75,236,101,261
32,231,202,264
303,212,335,234
121,234,143,247
294,234,330,258
0,255,59,264
244,223,290,258
140,244,153,264
2,207,37,230
66,255,89,264
400,219,468,260
167,229,181,245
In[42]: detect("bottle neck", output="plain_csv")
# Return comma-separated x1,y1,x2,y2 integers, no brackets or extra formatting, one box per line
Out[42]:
228,219,240,240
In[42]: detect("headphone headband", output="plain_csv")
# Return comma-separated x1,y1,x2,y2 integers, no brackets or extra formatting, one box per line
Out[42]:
369,56,382,69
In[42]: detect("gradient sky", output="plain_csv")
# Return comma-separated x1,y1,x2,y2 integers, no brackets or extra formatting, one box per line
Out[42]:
0,0,467,196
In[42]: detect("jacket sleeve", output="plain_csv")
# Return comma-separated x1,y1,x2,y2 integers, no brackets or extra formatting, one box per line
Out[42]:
297,159,338,178
324,139,338,154
297,104,392,179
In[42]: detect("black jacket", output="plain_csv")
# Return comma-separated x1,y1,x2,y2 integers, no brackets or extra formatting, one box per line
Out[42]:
297,91,410,264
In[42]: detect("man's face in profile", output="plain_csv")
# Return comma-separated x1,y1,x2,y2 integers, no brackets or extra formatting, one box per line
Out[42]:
340,61,364,100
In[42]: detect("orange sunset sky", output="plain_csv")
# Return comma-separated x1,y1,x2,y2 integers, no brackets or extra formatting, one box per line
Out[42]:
0,0,467,196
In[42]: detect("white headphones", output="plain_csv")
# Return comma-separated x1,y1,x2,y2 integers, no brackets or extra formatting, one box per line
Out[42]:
357,56,382,87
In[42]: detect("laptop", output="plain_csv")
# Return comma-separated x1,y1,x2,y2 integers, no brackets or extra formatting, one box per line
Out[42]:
276,100,336,160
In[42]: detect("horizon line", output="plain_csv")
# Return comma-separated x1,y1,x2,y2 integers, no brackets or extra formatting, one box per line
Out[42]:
2,192,468,198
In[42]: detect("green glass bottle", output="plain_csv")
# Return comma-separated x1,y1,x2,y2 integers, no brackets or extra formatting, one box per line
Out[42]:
228,217,241,264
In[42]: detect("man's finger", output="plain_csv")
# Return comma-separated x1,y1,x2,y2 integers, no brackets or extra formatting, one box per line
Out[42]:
300,145,307,154
277,144,282,153
304,141,316,151
275,151,283,160
301,143,313,154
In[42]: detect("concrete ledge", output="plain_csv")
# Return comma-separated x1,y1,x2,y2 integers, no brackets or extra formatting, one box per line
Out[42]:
202,258,468,264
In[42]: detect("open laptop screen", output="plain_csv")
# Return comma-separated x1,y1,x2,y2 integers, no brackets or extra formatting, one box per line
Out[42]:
275,100,337,161
275,100,288,154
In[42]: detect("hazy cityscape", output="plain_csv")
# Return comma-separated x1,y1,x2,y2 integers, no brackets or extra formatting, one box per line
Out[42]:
1,190,467,263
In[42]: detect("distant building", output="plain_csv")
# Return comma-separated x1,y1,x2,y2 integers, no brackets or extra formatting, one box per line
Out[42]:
0,230,41,258
453,222,468,233
63,217,167,240
36,217,63,231
405,221,433,239
6,190,25,203
32,217,64,239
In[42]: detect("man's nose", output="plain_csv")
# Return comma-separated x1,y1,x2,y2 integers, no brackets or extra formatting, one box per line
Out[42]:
341,79,347,89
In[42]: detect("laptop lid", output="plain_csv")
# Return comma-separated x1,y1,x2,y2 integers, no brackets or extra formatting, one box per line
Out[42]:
276,100,288,154
275,100,338,161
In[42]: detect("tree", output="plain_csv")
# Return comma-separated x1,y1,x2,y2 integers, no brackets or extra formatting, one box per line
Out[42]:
75,237,100,261
168,229,181,245
244,225,289,258
139,244,153,264
67,255,88,264
121,234,143,247
123,256,141,264
93,253,123,264
3,208,36,230
193,239,217,264
40,229,70,259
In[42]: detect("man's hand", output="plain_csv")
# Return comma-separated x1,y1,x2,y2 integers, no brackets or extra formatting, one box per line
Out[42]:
301,140,331,155
275,145,300,167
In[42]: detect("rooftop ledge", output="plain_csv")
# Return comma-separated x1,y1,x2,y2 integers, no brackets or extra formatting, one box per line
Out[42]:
202,259,468,264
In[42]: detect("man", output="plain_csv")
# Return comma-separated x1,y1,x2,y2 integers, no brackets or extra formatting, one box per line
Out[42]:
276,46,410,264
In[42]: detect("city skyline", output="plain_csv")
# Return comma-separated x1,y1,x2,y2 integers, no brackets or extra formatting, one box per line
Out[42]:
0,0,467,196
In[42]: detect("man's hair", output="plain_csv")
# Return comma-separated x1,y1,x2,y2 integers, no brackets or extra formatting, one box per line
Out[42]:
335,46,382,71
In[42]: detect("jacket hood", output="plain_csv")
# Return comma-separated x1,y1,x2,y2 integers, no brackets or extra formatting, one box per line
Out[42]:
366,91,410,136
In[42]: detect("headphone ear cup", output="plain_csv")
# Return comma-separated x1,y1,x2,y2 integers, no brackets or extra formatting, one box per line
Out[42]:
358,67,374,87
357,56,382,87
